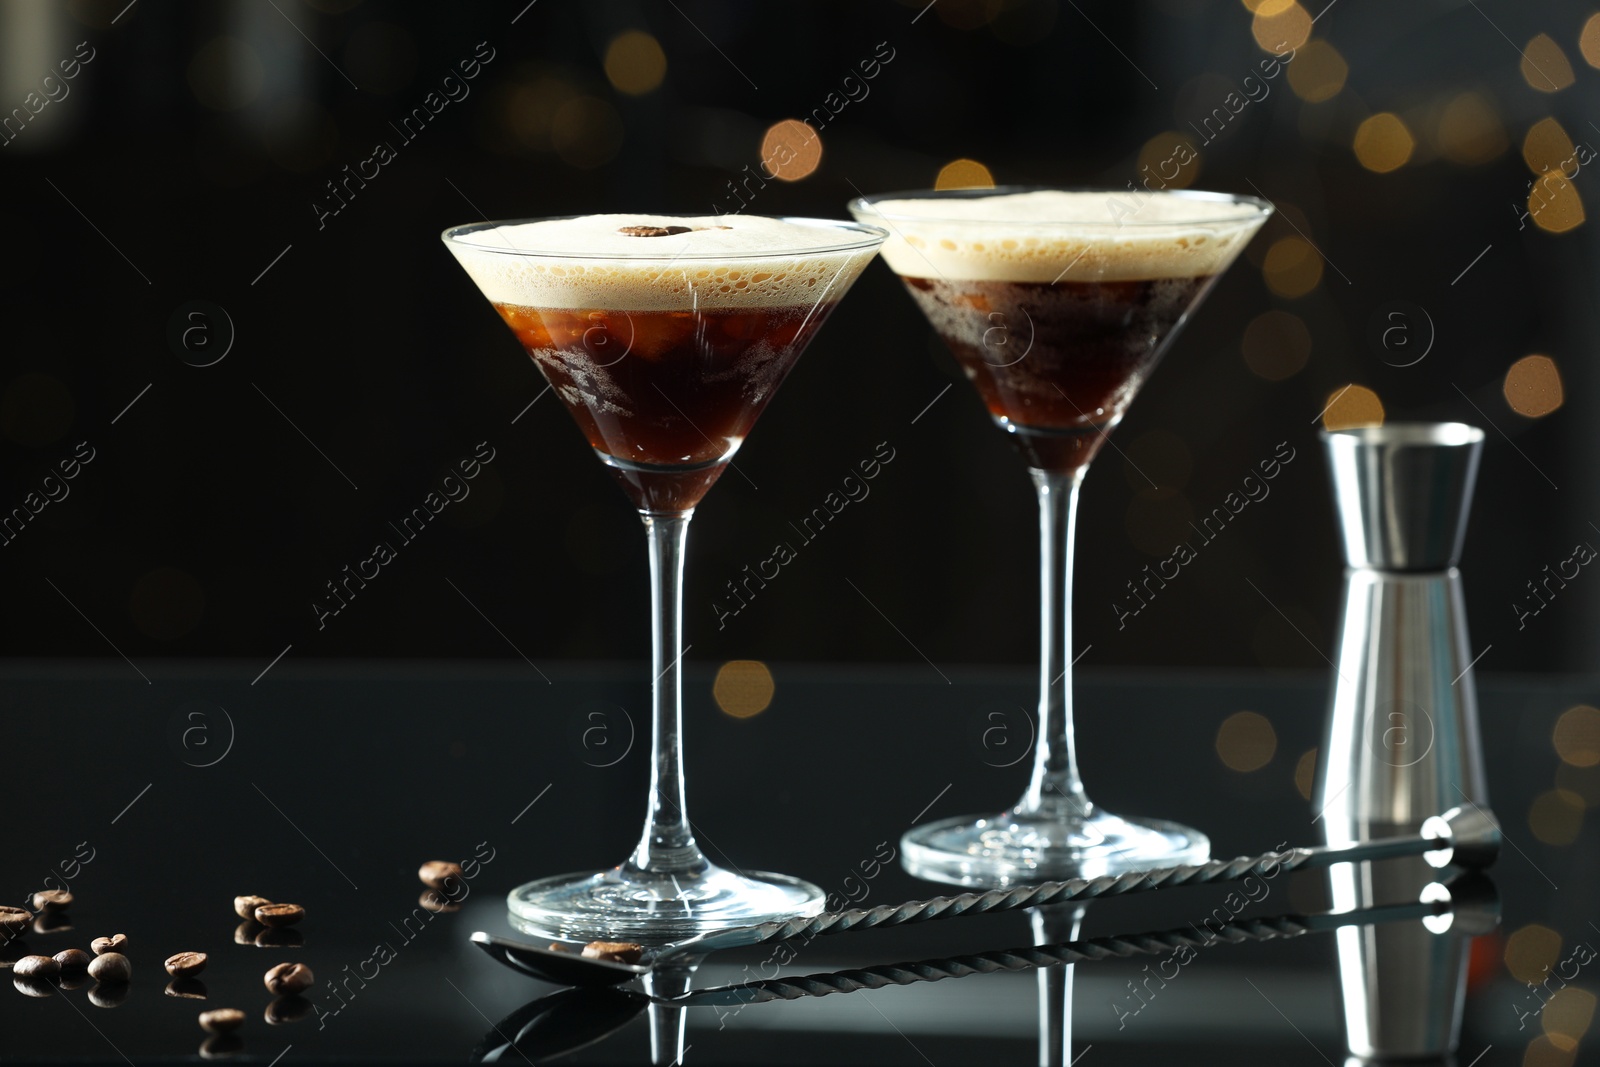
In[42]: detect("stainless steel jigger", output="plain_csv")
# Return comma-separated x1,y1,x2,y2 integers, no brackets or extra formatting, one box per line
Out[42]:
1315,422,1492,1060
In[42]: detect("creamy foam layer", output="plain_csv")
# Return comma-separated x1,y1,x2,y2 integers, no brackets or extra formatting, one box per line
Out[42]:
445,214,882,311
855,190,1268,283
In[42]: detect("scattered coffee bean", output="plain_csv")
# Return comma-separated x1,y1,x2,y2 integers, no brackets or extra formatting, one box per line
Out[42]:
234,895,272,921
31,890,72,912
0,906,32,937
87,982,128,1007
263,962,313,996
581,940,644,965
546,942,569,953
165,951,208,977
264,995,311,1025
254,903,304,928
617,224,692,237
418,889,460,914
54,948,92,971
418,860,464,889
91,934,128,955
254,928,303,950
14,975,54,998
166,978,209,999
199,1007,246,1033
14,955,61,978
200,1033,244,1060
87,952,131,983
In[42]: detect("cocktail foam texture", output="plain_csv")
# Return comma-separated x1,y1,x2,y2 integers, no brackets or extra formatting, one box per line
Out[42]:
857,190,1267,283
445,214,881,311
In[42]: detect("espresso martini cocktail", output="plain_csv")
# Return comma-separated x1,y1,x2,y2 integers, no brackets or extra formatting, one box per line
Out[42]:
851,188,1270,886
444,213,886,937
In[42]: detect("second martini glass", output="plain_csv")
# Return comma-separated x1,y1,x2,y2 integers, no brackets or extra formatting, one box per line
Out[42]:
851,187,1270,886
444,213,885,937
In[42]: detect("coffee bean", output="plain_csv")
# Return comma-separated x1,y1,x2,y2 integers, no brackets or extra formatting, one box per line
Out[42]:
418,860,464,889
165,951,208,977
54,948,92,971
91,934,128,955
87,952,131,983
263,962,313,996
233,895,272,921
253,903,303,928
14,975,54,998
0,906,32,937
200,1034,244,1060
87,982,128,1007
264,995,311,1025
581,940,644,965
199,1007,246,1033
14,955,61,978
166,978,209,1000
31,889,72,912
254,928,303,949
418,889,460,914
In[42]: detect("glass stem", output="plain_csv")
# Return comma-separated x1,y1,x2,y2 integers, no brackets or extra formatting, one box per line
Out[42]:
628,511,708,877
1014,468,1092,821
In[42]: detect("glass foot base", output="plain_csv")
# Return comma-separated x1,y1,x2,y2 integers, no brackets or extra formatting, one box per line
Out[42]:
902,810,1210,887
507,864,825,942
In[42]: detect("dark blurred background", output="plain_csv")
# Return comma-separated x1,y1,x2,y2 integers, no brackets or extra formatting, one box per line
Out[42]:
1,0,1593,674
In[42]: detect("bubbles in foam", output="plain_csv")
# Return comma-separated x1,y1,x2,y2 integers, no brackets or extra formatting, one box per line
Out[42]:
854,189,1269,283
444,214,881,312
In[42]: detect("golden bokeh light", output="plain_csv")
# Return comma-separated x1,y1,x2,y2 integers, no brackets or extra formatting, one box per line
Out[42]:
1545,987,1598,1047
760,119,822,181
1216,711,1277,772
1294,747,1317,801
1137,131,1202,189
1504,355,1565,417
1321,385,1385,430
1522,33,1576,92
1252,2,1311,53
1530,180,1586,233
1505,924,1563,984
1555,705,1600,767
1241,0,1295,13
1353,112,1416,173
1242,309,1312,380
713,660,775,718
1529,788,1584,845
1524,1035,1579,1067
1287,40,1348,102
1523,117,1576,175
1582,14,1600,69
604,30,667,95
1263,236,1324,298
934,158,996,190
1438,92,1509,165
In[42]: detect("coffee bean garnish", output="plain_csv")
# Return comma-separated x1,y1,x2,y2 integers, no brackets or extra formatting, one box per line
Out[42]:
617,225,692,237
14,955,61,978
418,860,464,889
199,1007,246,1033
165,951,208,977
166,978,209,999
91,934,128,955
234,895,273,920
254,903,304,928
264,961,314,996
581,940,644,965
54,948,91,971
0,906,32,937
32,890,72,912
265,995,312,1025
87,952,131,983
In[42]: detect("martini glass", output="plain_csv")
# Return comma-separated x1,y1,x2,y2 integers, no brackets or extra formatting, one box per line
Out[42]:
444,214,886,937
850,187,1270,886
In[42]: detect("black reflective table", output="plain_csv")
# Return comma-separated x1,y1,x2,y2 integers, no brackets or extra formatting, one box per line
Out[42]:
2,663,1590,1064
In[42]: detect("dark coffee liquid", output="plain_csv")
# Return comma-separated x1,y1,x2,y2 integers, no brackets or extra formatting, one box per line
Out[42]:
899,275,1214,473
495,301,838,512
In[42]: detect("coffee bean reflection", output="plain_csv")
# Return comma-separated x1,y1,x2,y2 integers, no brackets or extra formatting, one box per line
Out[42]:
200,1034,244,1060
166,977,209,999
59,972,88,991
255,927,304,949
88,982,129,1007
14,975,54,998
265,994,311,1025
419,889,461,914
33,912,72,935
234,921,261,945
